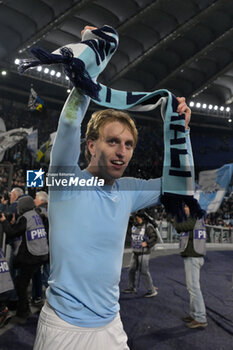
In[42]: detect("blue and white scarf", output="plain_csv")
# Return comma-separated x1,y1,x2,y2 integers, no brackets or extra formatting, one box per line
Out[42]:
19,25,204,220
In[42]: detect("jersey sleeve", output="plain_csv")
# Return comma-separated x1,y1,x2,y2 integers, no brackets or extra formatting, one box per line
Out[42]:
132,178,162,212
50,88,90,167
119,177,162,213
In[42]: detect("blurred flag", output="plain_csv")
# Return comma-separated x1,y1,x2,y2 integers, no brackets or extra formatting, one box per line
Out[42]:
37,140,50,163
28,87,44,112
195,163,233,213
0,117,6,133
37,132,57,164
0,127,33,161
27,129,38,156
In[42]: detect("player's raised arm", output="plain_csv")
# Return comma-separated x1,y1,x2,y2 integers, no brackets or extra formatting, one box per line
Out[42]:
50,88,90,167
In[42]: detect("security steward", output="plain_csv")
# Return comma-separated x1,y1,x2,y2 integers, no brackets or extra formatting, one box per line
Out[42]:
0,196,48,320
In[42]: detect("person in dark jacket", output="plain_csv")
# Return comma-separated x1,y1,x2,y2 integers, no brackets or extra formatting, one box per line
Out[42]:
122,211,158,297
4,187,25,309
0,196,48,320
32,191,49,305
174,204,207,329
0,192,10,213
0,248,14,328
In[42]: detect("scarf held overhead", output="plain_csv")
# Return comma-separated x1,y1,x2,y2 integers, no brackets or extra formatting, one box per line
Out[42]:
19,25,204,220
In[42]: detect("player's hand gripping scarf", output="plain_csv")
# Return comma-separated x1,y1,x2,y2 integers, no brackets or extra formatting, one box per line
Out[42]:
19,25,204,221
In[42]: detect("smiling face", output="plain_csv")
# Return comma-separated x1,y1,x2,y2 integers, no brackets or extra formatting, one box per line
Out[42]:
87,121,135,184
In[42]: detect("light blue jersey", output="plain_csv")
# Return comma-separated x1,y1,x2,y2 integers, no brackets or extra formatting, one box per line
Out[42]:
46,89,161,327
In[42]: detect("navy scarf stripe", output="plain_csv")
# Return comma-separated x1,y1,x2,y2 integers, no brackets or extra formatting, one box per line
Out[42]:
170,138,186,145
84,40,101,66
92,27,118,51
106,87,111,103
126,92,148,105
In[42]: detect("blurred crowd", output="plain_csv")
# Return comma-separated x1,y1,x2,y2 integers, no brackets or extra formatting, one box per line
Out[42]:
0,102,59,146
205,193,233,227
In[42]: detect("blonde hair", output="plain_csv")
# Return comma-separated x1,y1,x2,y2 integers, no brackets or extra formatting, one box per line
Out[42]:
85,109,138,163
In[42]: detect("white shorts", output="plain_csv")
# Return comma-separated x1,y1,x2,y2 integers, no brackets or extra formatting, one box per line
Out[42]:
33,302,130,350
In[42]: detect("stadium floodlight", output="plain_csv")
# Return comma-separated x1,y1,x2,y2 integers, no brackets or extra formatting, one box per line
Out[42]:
44,68,49,74
50,70,55,76
65,76,69,80
37,66,42,72
67,89,71,93
14,58,20,65
188,101,231,117
1,70,7,75
228,118,232,123
56,72,61,78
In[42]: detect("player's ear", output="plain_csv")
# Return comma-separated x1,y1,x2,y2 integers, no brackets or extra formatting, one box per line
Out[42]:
87,139,96,158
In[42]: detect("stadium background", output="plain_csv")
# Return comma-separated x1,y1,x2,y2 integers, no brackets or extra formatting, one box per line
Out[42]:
0,1,232,349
